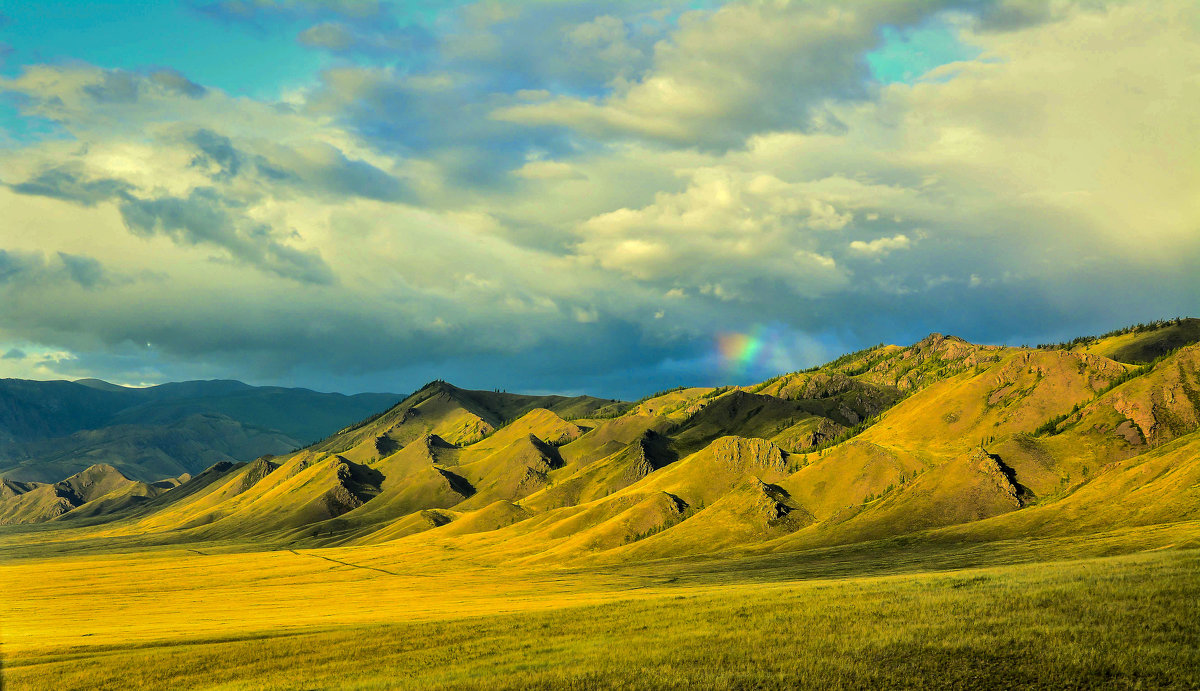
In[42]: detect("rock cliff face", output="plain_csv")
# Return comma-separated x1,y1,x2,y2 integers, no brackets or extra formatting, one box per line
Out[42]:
709,436,787,473
1109,349,1200,445
860,333,1002,391
748,477,811,530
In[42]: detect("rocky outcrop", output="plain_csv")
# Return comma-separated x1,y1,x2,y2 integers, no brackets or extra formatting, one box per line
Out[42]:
973,447,1032,508
321,457,382,518
620,431,676,483
236,456,279,494
709,436,788,473
748,477,813,531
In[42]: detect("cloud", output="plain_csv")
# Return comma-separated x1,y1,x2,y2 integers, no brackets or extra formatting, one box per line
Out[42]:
8,166,133,206
297,21,356,49
576,167,849,298
1,348,25,360
82,68,206,104
0,0,1198,398
849,234,911,256
492,1,951,149
196,0,434,62
118,188,336,284
297,20,434,59
513,160,585,181
57,252,109,288
0,249,122,290
189,129,242,179
195,0,386,26
0,249,44,284
440,3,664,95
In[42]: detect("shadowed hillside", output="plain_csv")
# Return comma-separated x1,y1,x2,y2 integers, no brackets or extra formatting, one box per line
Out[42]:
1071,317,1200,363
0,379,401,482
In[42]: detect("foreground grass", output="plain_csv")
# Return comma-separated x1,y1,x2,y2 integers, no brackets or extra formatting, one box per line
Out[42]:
4,548,1198,690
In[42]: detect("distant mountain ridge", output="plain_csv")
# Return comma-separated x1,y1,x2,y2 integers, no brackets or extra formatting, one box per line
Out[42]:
0,378,401,482
4,318,1199,570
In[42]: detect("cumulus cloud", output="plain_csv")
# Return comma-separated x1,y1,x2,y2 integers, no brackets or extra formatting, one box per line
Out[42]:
576,167,849,296
849,234,911,257
492,1,952,148
0,0,1198,396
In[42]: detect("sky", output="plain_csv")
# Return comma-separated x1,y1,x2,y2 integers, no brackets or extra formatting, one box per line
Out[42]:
0,0,1197,398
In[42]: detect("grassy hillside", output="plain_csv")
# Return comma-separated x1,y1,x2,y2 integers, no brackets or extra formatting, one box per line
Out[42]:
2,320,1198,688
7,323,1198,558
1073,317,1200,363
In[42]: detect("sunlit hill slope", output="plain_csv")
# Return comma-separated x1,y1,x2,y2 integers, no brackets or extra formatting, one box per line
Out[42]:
4,319,1199,565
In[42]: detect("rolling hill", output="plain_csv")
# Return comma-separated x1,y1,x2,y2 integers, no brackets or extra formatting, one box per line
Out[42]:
6,318,1196,569
3,318,1200,691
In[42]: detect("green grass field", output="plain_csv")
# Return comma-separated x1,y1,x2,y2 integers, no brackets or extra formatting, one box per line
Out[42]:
3,529,1197,690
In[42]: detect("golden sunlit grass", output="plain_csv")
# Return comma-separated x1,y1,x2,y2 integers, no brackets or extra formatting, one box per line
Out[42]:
3,525,1198,690
4,329,1200,689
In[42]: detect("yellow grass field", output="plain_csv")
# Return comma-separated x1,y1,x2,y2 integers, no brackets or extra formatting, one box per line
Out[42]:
4,329,1200,688
4,523,1199,690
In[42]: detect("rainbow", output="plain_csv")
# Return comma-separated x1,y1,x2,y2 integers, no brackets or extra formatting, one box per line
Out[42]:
716,325,777,377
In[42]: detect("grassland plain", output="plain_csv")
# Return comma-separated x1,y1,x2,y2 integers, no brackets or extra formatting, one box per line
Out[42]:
2,524,1199,689
4,324,1200,689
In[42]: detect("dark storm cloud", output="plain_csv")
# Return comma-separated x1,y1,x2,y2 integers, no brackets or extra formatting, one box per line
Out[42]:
1,348,25,360
57,253,108,289
0,249,121,290
9,167,133,206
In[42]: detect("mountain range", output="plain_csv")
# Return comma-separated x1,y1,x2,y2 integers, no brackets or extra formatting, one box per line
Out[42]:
0,379,401,483
3,317,1196,562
